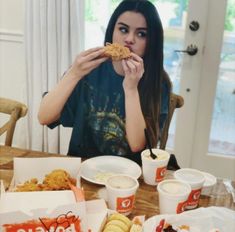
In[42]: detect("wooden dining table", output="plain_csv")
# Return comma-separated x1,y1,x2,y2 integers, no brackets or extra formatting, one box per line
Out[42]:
0,145,234,220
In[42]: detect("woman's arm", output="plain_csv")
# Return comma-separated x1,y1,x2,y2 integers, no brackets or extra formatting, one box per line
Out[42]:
124,88,146,152
38,47,107,125
122,54,146,152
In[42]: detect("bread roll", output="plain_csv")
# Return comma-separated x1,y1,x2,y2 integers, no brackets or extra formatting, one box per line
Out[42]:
102,213,132,232
105,219,129,231
103,224,125,232
107,213,132,228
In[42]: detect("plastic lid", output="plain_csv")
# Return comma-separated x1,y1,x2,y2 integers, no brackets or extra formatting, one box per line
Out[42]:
201,171,217,187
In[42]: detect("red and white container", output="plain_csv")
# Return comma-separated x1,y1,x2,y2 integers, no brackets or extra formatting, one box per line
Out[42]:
174,168,205,209
157,179,191,214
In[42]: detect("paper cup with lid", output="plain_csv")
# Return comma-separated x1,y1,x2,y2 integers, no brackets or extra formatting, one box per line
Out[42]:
174,168,205,209
141,148,170,185
201,171,217,196
157,179,191,214
105,174,139,216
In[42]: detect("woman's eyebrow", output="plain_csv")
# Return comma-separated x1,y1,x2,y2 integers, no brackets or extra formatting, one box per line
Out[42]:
117,22,147,31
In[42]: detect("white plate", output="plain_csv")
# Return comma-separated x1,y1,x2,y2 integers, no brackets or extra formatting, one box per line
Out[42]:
143,207,235,232
79,156,142,185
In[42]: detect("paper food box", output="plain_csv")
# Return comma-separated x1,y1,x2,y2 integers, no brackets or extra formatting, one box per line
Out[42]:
9,157,82,190
0,157,108,232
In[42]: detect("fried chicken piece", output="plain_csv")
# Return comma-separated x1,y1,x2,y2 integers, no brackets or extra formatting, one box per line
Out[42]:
104,43,131,61
42,169,76,190
15,178,43,192
14,169,76,191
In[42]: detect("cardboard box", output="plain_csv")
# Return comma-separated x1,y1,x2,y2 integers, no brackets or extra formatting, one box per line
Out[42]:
11,157,82,188
0,157,107,232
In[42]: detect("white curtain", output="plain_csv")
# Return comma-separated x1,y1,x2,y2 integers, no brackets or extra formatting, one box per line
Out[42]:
25,0,84,154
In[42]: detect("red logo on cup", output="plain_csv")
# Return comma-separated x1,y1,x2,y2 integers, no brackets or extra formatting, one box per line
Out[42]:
116,195,135,213
176,200,188,214
155,166,167,182
187,188,202,207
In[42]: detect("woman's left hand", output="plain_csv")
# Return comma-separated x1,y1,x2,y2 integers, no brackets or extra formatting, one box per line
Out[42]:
122,53,144,91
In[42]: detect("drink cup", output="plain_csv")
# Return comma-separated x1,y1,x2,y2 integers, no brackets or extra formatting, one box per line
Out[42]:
105,174,139,216
174,168,205,209
201,171,217,196
141,149,170,185
157,179,191,214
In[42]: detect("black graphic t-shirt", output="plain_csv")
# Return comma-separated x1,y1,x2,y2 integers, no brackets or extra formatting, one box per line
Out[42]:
49,61,169,160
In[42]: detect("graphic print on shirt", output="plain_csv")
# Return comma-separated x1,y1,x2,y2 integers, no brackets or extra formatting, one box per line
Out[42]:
84,80,131,156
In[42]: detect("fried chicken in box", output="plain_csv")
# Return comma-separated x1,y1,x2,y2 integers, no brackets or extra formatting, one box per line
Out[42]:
15,169,76,192
42,169,76,190
15,178,43,192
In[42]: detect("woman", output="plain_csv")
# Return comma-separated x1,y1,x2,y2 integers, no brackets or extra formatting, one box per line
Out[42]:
38,0,171,165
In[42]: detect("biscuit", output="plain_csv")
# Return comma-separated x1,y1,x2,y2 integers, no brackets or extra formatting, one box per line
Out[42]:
103,224,125,232
107,213,132,227
105,219,129,232
102,213,133,232
104,43,131,61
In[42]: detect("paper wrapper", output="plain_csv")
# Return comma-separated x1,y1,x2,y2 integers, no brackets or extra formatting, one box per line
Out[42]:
0,187,107,232
0,189,87,231
143,206,235,232
0,157,108,232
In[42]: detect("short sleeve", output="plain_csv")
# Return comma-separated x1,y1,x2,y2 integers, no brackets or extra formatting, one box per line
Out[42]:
48,80,84,129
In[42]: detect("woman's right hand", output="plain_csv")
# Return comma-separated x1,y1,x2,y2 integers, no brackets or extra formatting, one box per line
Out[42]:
67,47,108,80
38,47,107,125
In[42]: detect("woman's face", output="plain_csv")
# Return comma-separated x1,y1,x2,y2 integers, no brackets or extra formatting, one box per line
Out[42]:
112,11,147,57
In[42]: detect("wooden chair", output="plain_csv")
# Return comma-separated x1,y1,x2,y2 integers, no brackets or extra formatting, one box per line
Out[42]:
0,97,28,146
160,93,184,149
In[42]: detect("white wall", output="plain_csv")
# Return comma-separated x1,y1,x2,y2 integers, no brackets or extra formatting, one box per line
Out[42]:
0,0,28,147
0,0,72,153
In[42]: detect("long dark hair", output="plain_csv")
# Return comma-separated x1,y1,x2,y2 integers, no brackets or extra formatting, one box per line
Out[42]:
104,0,171,147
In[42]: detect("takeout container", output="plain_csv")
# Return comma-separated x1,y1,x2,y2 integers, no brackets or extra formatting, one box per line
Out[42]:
157,179,191,214
201,171,217,196
0,185,107,232
0,157,108,232
174,168,205,209
105,174,139,216
9,157,82,190
141,148,170,185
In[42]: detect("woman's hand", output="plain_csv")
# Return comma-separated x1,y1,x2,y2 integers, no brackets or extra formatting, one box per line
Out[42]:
68,47,108,80
122,53,146,152
122,53,144,91
38,47,107,125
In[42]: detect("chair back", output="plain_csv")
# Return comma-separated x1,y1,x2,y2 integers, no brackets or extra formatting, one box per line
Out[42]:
0,97,28,146
160,93,184,149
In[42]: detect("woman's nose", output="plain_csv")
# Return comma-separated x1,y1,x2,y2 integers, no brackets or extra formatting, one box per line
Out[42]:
125,33,135,44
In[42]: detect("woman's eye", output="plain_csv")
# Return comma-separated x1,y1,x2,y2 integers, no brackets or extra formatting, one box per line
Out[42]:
119,27,128,33
137,31,147,38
